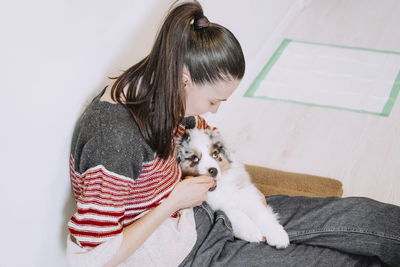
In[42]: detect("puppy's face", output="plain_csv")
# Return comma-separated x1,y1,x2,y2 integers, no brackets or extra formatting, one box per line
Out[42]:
177,129,232,190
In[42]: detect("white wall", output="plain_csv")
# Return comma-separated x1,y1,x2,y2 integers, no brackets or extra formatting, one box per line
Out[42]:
0,0,296,266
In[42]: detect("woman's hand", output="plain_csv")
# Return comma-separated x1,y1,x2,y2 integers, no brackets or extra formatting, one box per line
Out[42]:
104,176,214,267
167,176,215,210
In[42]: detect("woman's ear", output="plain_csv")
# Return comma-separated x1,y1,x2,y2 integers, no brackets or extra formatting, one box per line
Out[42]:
182,66,192,89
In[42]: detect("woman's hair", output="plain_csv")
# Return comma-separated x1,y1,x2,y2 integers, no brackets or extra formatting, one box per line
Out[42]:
111,0,245,159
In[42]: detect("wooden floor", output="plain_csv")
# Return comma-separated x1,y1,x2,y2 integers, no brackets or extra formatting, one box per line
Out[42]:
205,0,400,206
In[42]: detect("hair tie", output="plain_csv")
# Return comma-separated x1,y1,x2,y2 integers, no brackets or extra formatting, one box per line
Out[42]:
194,16,209,30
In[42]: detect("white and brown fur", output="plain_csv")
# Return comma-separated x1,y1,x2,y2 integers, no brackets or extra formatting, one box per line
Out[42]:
177,129,290,248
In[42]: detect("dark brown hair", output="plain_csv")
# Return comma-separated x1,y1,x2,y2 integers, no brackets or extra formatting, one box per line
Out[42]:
111,1,245,159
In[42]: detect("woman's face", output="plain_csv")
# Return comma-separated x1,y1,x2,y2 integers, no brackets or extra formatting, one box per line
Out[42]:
183,76,241,117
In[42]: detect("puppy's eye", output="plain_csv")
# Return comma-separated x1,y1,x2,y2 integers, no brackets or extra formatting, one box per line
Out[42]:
191,155,199,163
212,151,219,159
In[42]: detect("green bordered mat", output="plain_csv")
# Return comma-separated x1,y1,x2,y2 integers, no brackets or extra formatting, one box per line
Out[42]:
244,39,400,117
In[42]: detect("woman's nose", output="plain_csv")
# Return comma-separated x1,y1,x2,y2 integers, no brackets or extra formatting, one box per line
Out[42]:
209,102,221,114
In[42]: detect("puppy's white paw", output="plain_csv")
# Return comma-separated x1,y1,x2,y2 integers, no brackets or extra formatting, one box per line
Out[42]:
265,225,290,249
234,225,263,243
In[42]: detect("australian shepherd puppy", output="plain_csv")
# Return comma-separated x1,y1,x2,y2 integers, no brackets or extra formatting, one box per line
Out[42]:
177,129,290,249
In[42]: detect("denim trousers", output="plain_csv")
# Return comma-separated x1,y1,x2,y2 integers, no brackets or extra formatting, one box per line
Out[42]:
178,195,400,267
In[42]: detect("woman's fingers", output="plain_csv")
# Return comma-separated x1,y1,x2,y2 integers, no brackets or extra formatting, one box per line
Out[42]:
185,175,215,187
169,175,216,210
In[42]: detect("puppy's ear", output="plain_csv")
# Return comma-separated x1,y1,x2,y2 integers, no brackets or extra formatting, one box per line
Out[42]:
208,129,224,147
180,131,191,146
176,130,191,164
177,131,189,145
177,154,182,164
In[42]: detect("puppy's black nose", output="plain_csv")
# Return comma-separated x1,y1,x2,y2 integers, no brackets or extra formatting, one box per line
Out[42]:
208,167,218,177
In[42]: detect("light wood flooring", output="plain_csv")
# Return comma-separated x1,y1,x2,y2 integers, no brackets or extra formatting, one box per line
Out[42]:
204,0,400,206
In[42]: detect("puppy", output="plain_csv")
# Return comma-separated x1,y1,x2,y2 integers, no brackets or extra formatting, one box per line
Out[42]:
177,129,290,249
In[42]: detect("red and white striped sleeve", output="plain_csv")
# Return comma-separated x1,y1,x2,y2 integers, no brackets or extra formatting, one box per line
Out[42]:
67,155,134,266
68,156,132,248
66,130,145,266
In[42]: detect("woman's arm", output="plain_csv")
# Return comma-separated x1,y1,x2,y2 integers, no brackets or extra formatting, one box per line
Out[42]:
104,176,215,267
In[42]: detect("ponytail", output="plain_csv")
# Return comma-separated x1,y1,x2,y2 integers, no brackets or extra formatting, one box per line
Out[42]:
111,1,245,159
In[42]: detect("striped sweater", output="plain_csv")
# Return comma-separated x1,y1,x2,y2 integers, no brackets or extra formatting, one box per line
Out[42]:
67,87,214,257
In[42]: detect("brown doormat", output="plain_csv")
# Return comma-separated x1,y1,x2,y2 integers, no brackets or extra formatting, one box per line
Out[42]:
245,165,343,198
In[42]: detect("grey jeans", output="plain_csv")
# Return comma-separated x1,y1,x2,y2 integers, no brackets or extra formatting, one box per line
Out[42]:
179,195,400,267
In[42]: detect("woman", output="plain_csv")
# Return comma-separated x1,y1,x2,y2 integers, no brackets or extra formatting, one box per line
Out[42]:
67,1,400,266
